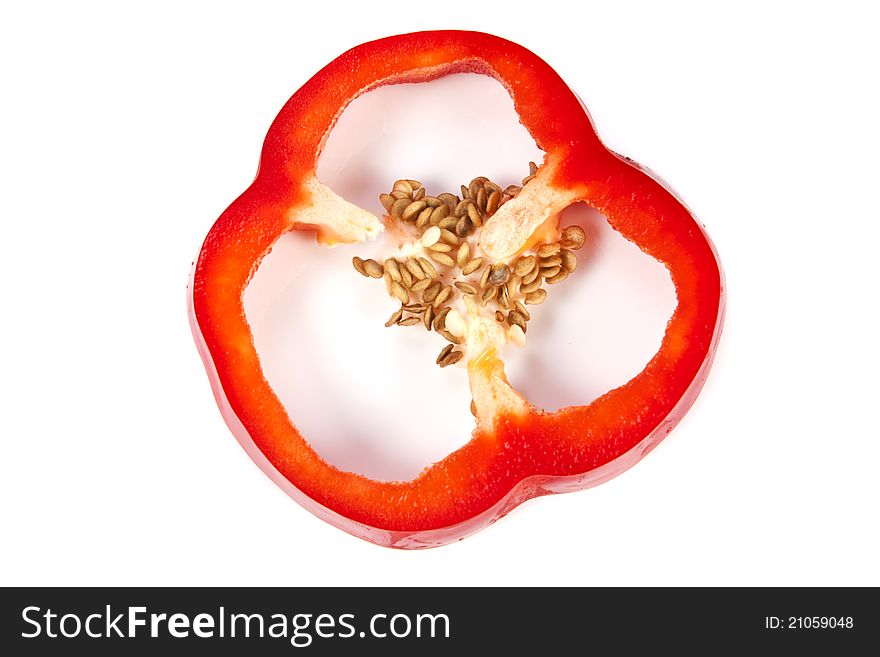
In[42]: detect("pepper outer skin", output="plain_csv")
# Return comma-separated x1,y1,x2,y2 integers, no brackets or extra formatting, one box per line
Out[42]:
189,31,725,548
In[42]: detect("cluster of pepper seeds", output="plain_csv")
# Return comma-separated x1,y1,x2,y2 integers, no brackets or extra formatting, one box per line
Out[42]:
352,164,586,367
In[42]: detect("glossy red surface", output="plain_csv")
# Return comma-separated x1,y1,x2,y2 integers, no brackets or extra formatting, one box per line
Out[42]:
189,31,724,547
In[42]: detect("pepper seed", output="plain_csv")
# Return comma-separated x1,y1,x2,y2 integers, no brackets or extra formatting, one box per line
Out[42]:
384,308,403,327
461,258,483,276
479,264,492,288
486,189,501,215
506,274,519,301
405,258,426,280
438,349,464,368
456,242,470,268
392,180,413,195
390,197,410,218
537,242,561,258
433,305,451,330
433,286,453,307
430,252,455,268
488,263,511,286
467,202,482,227
560,225,586,249
431,205,450,223
399,262,414,288
507,310,527,333
436,343,454,364
423,280,442,303
390,280,409,304
416,206,434,228
352,256,368,277
384,258,402,283
476,186,487,211
524,289,547,305
439,216,459,230
497,284,511,310
420,226,441,247
438,193,457,210
439,228,459,245
519,277,543,294
514,255,537,277
363,259,384,278
410,277,432,292
455,216,475,238
468,179,482,201
418,257,438,279
521,265,541,285
439,328,461,344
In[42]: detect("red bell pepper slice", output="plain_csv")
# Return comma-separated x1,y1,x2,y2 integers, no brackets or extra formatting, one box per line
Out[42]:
189,30,724,548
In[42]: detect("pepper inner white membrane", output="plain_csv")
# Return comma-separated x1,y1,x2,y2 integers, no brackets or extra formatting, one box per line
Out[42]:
303,163,586,430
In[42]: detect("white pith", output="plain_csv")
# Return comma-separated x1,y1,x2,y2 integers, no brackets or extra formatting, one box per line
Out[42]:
293,177,384,243
480,162,578,259
294,170,573,427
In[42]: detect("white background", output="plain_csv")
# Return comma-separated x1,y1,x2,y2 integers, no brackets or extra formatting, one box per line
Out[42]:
2,1,878,586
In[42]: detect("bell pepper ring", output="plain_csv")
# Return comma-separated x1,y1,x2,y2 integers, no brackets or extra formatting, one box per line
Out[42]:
188,30,725,548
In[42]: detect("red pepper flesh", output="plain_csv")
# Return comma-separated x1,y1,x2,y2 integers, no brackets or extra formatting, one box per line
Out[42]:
189,31,725,548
